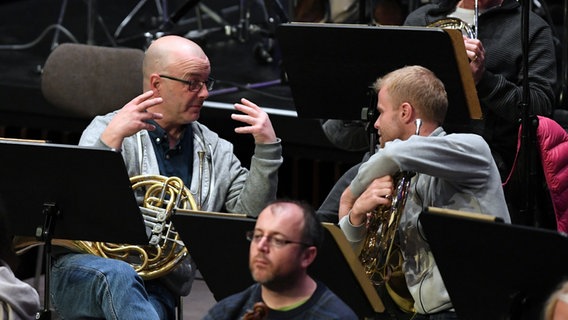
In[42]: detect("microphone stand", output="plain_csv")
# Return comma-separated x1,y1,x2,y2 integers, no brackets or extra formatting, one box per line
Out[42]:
363,87,379,156
518,0,540,227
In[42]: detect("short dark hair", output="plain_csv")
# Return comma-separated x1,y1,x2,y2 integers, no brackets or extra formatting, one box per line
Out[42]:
267,199,325,249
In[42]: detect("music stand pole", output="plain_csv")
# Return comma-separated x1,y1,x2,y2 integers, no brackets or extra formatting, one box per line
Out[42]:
361,87,378,156
36,202,59,320
519,0,539,229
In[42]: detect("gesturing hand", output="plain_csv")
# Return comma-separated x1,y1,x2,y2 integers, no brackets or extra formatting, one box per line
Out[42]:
231,98,277,144
101,90,164,149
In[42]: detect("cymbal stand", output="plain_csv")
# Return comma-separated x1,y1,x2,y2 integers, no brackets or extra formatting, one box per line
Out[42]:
184,3,231,40
51,0,116,49
113,0,168,40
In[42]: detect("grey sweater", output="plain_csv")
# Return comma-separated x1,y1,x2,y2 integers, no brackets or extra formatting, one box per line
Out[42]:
340,127,510,314
0,260,40,320
79,111,283,216
78,111,283,296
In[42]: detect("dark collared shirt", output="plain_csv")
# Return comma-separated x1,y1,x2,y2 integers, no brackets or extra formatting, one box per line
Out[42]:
148,121,194,187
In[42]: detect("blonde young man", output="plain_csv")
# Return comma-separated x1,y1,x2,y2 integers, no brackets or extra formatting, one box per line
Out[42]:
339,65,510,319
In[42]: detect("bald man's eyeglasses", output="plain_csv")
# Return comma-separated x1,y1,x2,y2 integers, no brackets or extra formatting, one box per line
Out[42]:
159,74,215,91
245,230,312,248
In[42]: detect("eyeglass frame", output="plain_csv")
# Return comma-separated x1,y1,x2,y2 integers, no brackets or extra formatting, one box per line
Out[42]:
158,74,215,91
245,230,313,248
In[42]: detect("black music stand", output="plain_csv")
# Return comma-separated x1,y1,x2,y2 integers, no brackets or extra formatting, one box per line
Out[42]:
0,139,148,320
420,207,568,320
171,211,385,319
276,23,481,132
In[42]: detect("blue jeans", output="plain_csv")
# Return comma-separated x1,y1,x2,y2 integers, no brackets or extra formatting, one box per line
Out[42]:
51,253,176,320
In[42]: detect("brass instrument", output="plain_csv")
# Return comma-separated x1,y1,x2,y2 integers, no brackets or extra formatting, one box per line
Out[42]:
428,0,479,39
428,17,476,39
358,119,422,313
242,302,269,320
358,171,416,313
16,175,197,280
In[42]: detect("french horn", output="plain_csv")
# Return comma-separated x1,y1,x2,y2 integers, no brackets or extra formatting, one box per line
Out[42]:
428,0,479,39
16,174,196,280
428,17,476,39
358,171,416,313
358,119,422,314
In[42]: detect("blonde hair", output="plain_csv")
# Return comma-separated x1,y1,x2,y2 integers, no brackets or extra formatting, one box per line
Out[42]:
544,281,568,320
374,65,448,125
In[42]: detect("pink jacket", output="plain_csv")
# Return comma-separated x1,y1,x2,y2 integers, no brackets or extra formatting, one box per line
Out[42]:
535,116,568,233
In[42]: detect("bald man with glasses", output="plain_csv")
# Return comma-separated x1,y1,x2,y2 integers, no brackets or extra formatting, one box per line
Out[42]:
49,35,283,320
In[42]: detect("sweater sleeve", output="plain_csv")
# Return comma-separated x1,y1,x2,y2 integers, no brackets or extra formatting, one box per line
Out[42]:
350,132,494,197
222,139,283,217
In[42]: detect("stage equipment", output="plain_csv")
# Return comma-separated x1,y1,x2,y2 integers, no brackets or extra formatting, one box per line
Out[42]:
113,0,169,40
114,0,288,53
0,0,115,51
112,0,229,46
51,0,116,48
41,43,144,119
420,206,568,319
518,0,545,228
276,23,481,132
560,0,568,109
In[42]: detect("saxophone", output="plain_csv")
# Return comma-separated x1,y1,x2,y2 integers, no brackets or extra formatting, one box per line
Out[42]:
16,175,197,280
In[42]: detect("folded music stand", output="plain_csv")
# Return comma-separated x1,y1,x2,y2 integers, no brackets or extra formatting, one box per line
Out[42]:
0,139,148,320
171,210,385,319
276,23,481,132
420,207,568,320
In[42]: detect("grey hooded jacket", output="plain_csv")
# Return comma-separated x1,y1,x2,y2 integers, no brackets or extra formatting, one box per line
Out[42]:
78,110,283,296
